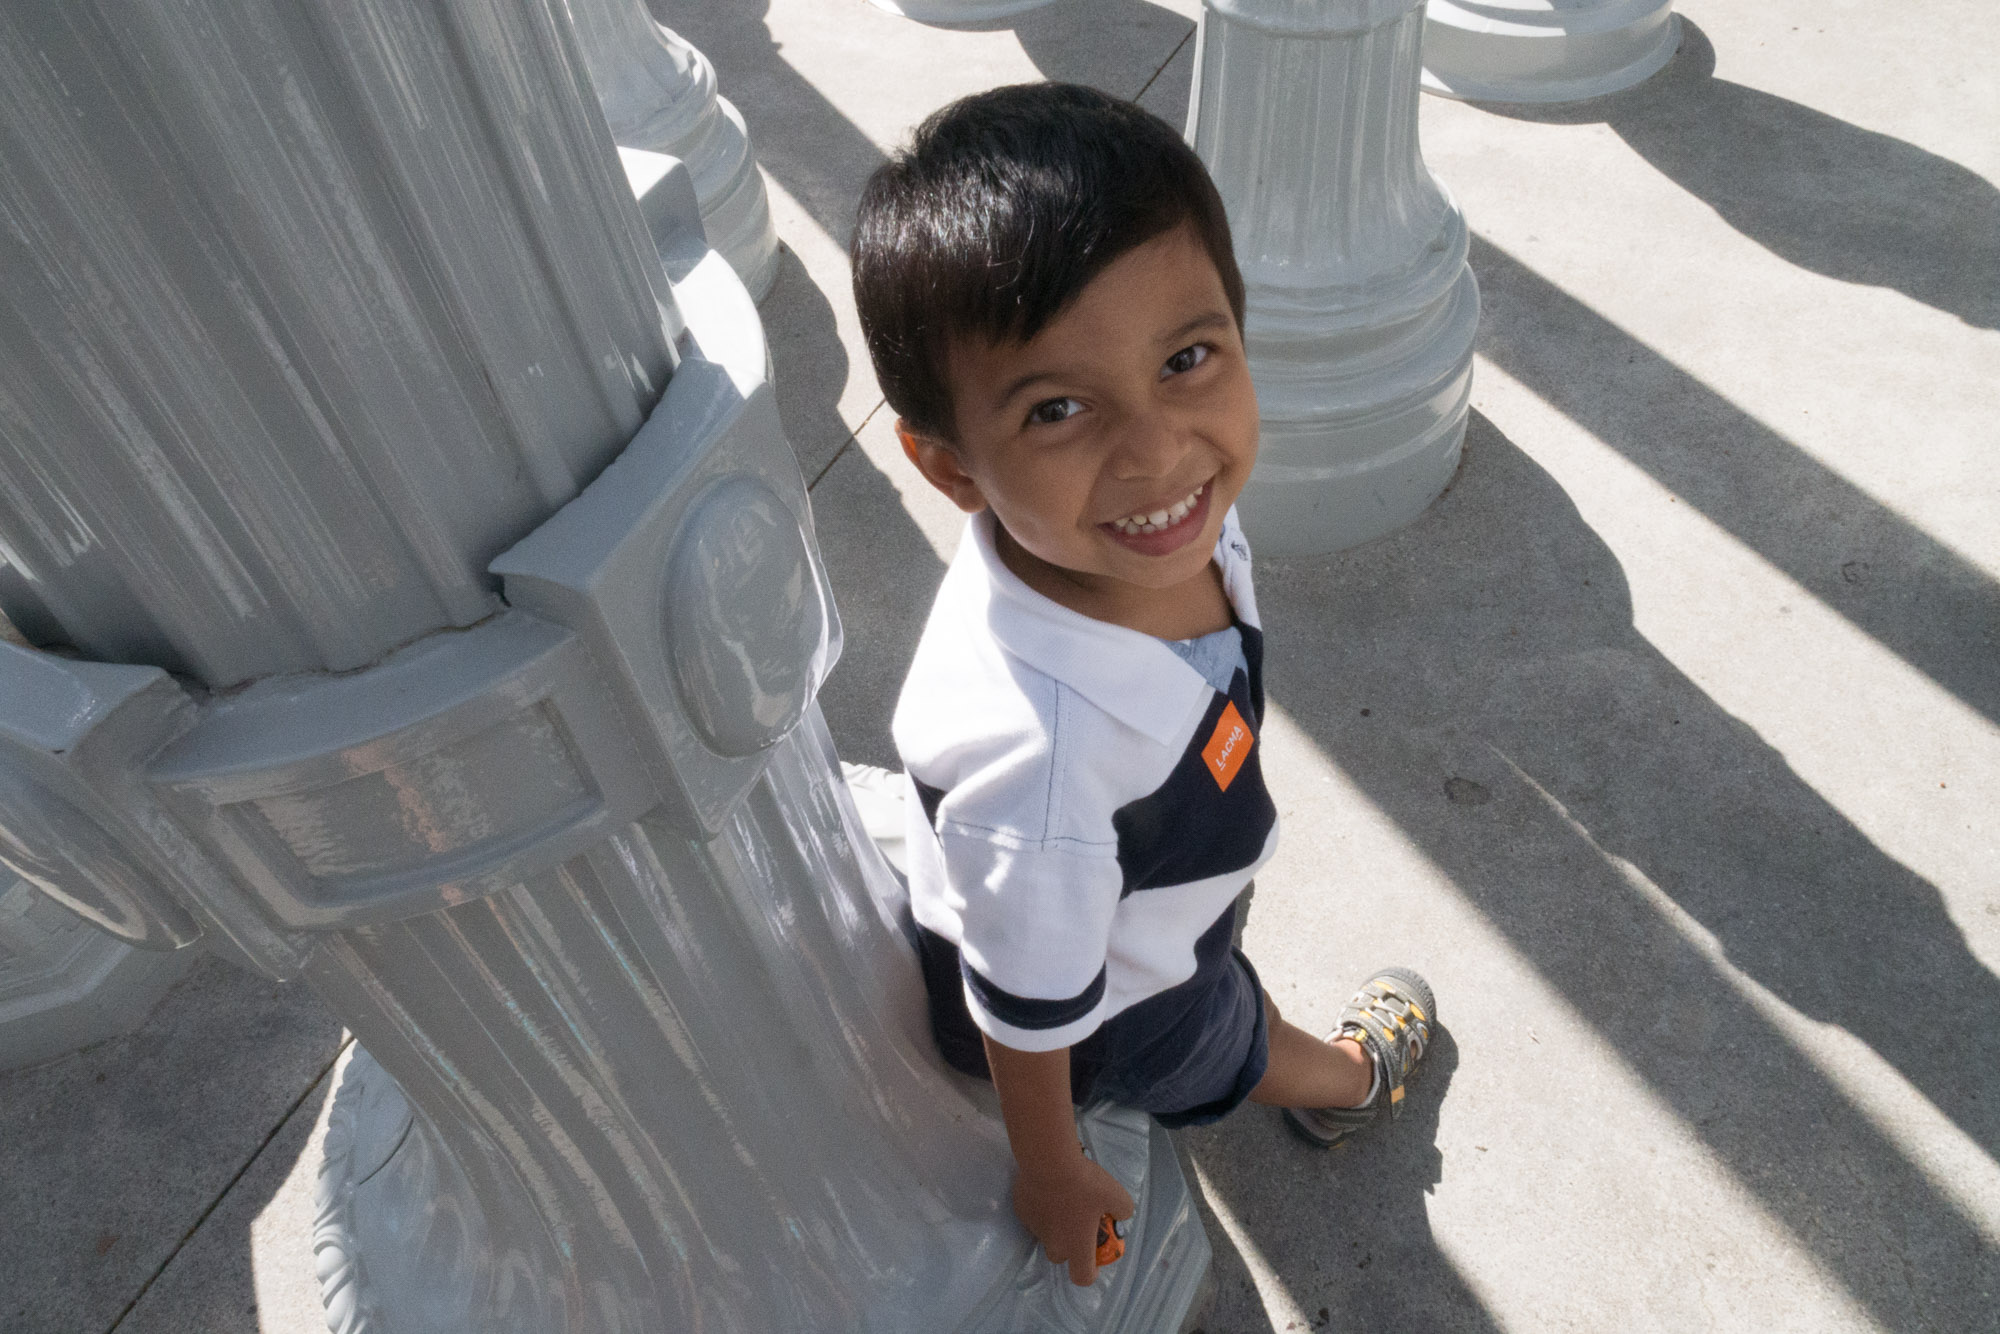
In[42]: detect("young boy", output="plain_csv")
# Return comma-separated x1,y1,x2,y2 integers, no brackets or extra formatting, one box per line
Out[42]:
851,84,1436,1287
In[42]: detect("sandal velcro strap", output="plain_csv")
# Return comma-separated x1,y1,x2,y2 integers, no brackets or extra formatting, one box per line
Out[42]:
1285,966,1435,1149
1334,969,1435,1124
1339,1011,1405,1121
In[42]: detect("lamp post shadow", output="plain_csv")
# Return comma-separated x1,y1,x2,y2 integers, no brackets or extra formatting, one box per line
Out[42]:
1255,410,1995,1334
1465,19,2000,334
1176,1027,1503,1334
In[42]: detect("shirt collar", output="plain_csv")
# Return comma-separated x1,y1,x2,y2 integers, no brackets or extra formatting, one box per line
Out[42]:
959,507,1259,747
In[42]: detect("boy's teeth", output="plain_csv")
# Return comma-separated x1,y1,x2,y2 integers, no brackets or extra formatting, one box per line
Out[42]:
1111,484,1205,535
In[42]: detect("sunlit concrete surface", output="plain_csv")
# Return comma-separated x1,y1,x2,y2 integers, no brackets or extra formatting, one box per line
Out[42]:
4,1,1994,1331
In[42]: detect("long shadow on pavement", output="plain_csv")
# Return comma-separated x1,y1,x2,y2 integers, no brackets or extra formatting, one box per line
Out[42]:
762,239,866,482
1472,230,2000,735
649,0,890,248
945,0,1198,111
1257,410,1994,1334
1177,1029,1500,1334
1476,21,2000,334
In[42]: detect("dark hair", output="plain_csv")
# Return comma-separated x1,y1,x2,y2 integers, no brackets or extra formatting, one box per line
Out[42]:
851,83,1245,442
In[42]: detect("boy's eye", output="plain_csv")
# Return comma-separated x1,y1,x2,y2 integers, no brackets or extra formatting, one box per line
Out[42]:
1027,397,1083,426
1162,344,1210,377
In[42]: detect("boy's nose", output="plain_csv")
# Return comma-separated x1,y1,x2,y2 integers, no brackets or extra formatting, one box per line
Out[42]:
1107,407,1193,481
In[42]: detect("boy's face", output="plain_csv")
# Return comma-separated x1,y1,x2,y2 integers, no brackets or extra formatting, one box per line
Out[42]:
900,224,1259,612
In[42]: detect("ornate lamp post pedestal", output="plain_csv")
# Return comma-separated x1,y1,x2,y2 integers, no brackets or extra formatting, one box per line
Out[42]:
1189,0,1480,555
1422,0,1681,104
0,3,1207,1328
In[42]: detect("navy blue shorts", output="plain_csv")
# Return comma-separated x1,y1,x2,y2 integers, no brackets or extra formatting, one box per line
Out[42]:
919,899,1270,1129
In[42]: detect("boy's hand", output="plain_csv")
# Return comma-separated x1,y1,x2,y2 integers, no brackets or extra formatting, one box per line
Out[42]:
1012,1151,1134,1287
981,1034,1137,1287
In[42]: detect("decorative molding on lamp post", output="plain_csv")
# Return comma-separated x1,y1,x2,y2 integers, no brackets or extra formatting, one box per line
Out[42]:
564,0,782,300
865,0,1059,23
1422,0,1681,104
0,3,1207,1330
1188,0,1480,555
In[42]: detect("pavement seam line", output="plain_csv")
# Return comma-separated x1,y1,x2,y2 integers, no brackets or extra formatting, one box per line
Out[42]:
806,396,887,492
1134,28,1195,104
102,1033,357,1334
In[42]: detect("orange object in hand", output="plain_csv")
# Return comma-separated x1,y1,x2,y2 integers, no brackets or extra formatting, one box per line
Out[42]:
1095,1213,1125,1267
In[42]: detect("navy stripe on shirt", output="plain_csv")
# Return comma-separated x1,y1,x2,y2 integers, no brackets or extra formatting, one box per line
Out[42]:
961,956,1107,1031
1112,647,1276,895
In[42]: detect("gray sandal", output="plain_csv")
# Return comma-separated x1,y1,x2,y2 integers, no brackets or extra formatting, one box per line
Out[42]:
1283,966,1436,1148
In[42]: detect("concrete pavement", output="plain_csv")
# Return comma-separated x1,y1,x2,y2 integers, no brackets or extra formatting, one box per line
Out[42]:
4,1,1994,1330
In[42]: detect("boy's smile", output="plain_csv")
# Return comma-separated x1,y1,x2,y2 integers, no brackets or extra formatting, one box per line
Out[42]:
899,224,1259,637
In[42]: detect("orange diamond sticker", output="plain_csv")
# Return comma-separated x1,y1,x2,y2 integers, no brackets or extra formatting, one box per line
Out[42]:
1201,701,1254,792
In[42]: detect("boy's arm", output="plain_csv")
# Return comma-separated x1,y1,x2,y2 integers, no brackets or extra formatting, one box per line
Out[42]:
982,1035,1135,1287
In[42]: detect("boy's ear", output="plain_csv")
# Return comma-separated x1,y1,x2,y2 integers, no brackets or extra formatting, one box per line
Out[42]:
896,419,988,515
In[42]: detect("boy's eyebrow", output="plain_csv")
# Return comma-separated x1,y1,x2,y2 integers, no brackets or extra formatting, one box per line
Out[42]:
989,309,1236,409
1158,311,1235,345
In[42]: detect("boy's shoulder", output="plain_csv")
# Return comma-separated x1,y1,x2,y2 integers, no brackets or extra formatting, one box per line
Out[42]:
892,513,1249,847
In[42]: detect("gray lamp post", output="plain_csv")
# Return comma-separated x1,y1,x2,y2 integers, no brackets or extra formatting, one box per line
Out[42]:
0,2,1207,1330
1187,0,1481,555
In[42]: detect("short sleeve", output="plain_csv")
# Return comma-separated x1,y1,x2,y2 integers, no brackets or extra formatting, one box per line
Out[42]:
934,829,1123,1051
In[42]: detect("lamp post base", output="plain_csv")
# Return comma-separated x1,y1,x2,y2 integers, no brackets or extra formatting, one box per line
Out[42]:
317,1046,1213,1333
1422,0,1681,104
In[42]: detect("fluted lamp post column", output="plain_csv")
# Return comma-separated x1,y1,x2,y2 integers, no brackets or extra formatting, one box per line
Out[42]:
0,2,1207,1330
563,0,782,299
1188,0,1480,555
1422,0,1680,103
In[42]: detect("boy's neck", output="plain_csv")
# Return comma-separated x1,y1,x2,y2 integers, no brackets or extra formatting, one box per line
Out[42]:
993,519,1234,640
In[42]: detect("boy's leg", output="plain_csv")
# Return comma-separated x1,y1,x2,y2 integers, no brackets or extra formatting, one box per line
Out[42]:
1254,968,1437,1148
1247,995,1374,1109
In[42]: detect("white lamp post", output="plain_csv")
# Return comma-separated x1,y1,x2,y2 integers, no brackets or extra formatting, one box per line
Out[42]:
1422,0,1681,104
0,2,1207,1329
1188,0,1481,555
564,0,782,299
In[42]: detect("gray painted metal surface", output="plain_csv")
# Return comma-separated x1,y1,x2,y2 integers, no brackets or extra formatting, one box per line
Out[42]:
1422,0,1681,104
566,0,783,299
1188,0,1480,555
0,1,1207,1327
0,0,675,687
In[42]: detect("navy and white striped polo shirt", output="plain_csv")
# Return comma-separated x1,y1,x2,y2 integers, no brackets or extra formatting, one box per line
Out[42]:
893,507,1279,1055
